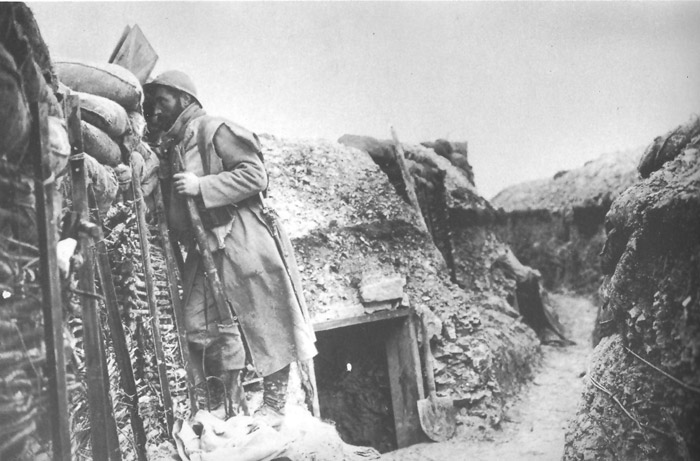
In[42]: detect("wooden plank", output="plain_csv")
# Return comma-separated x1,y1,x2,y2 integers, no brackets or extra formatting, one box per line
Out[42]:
298,359,320,417
66,95,121,461
109,24,158,85
31,100,71,461
313,308,410,332
131,162,174,433
107,25,131,64
390,127,429,234
384,313,427,448
89,186,148,461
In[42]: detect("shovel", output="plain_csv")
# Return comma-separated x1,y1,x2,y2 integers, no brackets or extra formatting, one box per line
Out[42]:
417,320,456,442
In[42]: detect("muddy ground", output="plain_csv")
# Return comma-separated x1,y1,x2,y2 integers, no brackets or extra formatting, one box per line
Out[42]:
382,293,597,461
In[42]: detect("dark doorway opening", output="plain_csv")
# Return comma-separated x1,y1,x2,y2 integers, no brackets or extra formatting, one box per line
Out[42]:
314,322,396,453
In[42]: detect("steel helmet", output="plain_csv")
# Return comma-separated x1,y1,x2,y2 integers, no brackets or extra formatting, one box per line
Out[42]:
144,70,200,105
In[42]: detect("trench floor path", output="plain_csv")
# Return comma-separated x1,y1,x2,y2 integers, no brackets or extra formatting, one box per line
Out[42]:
381,293,597,461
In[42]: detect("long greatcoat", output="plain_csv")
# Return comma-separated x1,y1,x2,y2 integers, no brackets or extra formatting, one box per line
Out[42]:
160,104,317,376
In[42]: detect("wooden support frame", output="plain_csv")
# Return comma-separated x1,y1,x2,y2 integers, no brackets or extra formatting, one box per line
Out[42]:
30,100,71,461
385,312,428,448
313,309,426,448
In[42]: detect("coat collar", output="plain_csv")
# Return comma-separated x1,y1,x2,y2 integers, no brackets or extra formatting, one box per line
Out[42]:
161,104,207,148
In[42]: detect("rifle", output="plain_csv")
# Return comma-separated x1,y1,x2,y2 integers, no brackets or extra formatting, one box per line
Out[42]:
89,185,148,461
152,183,198,413
66,94,121,461
172,150,236,327
131,157,174,434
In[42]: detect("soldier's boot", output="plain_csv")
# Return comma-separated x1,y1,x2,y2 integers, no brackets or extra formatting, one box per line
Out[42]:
253,365,290,429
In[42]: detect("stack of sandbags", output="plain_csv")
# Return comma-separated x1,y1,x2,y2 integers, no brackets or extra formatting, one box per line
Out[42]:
56,61,159,208
56,61,144,166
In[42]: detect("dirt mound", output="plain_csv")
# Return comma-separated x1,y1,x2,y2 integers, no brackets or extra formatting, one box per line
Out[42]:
491,148,641,213
564,132,700,460
488,148,642,295
638,115,700,179
262,135,540,448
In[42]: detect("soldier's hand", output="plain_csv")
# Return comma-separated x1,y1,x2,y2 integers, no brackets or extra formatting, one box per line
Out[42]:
113,164,133,191
173,172,201,196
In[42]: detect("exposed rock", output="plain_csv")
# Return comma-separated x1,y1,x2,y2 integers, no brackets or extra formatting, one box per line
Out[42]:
564,130,700,460
339,134,498,285
359,272,406,303
638,115,700,179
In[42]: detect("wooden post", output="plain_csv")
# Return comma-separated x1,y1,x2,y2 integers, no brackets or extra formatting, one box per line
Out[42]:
152,183,198,412
30,100,71,461
131,161,174,433
390,127,429,234
66,95,121,461
88,186,148,461
385,313,427,448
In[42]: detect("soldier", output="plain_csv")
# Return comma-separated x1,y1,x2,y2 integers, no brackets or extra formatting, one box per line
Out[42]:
143,70,316,427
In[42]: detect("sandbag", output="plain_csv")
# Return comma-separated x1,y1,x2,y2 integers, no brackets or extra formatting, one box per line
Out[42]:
76,91,129,138
130,143,160,198
84,155,118,215
122,111,147,153
81,121,122,166
58,154,118,215
48,116,70,175
0,43,30,160
56,61,143,111
173,411,290,461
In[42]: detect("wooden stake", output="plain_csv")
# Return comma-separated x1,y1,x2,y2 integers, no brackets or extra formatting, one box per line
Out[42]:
153,184,198,412
390,127,429,234
131,159,174,434
66,94,121,461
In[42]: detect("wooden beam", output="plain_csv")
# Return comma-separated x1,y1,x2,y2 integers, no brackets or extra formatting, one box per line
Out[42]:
31,100,71,461
385,313,427,448
390,127,429,234
313,308,410,332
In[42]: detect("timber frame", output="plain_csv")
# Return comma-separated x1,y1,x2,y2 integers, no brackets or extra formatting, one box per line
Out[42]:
313,308,428,448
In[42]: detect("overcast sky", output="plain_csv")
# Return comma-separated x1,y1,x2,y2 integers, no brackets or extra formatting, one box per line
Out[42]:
30,2,700,198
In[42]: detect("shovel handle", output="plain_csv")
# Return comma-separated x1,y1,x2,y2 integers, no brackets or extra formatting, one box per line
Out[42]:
421,320,438,398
